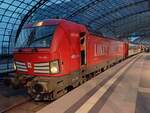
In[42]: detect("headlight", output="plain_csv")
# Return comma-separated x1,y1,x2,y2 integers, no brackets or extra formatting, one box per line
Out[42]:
13,63,16,70
50,60,59,74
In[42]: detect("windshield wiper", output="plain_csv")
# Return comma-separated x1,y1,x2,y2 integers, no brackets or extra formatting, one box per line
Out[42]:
32,34,53,43
26,29,36,46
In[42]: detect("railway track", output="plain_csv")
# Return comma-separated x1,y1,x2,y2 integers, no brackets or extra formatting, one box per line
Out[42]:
0,82,49,113
2,98,50,113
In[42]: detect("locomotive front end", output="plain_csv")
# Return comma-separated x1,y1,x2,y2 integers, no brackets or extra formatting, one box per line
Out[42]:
13,20,64,100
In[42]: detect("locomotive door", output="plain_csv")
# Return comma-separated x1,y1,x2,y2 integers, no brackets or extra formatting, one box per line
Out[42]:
80,32,87,66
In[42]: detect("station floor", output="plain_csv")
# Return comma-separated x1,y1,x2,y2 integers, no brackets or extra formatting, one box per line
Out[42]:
37,53,150,113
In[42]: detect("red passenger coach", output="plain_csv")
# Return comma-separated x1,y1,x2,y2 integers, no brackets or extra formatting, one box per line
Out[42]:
86,35,128,68
13,19,129,101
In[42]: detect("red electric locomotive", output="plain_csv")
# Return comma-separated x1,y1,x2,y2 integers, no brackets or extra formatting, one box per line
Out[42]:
13,19,129,101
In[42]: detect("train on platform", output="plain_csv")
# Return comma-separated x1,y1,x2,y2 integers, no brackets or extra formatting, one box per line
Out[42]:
11,19,142,101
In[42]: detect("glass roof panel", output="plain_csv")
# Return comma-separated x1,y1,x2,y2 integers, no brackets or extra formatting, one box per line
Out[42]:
0,0,150,72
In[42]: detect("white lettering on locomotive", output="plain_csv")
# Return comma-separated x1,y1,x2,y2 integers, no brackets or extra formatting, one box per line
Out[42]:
94,44,107,56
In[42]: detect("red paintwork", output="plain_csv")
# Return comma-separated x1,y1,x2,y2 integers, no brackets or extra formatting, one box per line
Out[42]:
14,19,128,77
86,35,127,68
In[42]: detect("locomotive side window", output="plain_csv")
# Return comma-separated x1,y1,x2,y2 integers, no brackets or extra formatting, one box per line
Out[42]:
80,32,86,37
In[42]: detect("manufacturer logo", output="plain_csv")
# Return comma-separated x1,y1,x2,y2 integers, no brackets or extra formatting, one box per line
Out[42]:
38,56,48,59
27,62,32,68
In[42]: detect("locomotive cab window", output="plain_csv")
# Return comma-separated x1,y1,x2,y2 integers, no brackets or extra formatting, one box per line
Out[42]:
16,25,57,48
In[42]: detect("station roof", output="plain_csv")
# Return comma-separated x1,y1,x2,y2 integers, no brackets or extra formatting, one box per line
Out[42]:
0,0,150,54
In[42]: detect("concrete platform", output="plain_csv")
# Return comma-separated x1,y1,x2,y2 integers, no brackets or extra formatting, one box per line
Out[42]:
37,53,149,113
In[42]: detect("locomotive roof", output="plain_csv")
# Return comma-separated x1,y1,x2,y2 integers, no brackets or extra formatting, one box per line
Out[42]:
23,19,125,43
23,19,84,29
23,19,64,28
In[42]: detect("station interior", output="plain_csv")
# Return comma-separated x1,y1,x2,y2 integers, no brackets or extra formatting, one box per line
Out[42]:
0,0,150,113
